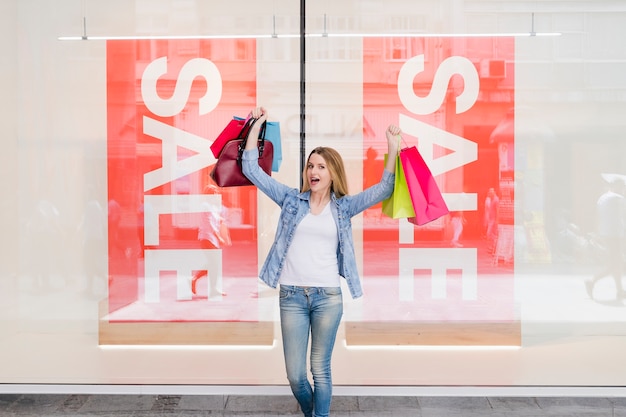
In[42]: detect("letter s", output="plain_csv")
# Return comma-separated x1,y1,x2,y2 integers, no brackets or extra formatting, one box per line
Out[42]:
398,54,479,115
141,57,222,117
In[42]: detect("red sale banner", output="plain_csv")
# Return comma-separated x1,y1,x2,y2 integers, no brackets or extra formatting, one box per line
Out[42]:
356,37,518,345
105,39,265,334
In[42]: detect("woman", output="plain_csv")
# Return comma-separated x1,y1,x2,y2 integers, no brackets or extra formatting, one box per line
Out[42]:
241,107,400,417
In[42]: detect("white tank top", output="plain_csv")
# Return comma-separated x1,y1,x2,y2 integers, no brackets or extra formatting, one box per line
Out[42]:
280,202,341,287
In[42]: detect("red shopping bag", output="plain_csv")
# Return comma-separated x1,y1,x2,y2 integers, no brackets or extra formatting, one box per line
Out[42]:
210,116,253,158
400,146,449,226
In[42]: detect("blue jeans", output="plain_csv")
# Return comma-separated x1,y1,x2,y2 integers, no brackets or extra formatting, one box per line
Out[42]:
279,285,343,417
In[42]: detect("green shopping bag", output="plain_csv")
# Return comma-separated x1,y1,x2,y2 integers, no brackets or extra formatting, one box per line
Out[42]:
382,152,416,219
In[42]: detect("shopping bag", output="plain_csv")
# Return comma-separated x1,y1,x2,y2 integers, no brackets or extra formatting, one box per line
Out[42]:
236,116,282,172
210,119,273,187
382,153,415,219
210,116,253,158
400,146,449,226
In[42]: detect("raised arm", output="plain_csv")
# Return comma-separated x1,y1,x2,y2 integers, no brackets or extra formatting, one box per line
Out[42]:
384,124,402,173
244,107,268,150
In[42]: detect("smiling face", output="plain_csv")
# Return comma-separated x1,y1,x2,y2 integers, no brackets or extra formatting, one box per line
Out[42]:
306,153,332,195
300,147,348,198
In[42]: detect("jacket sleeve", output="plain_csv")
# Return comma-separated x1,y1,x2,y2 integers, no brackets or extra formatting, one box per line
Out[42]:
345,169,395,216
241,148,294,206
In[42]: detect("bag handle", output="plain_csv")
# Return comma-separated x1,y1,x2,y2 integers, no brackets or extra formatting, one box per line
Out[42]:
393,135,407,155
237,117,257,140
237,118,267,165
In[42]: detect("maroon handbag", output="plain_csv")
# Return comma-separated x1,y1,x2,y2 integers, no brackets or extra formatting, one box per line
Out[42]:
210,119,273,187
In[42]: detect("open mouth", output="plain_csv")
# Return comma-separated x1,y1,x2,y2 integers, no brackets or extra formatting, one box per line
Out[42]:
310,177,320,186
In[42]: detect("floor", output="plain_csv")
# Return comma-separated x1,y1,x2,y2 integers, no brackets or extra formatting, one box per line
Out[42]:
0,394,625,416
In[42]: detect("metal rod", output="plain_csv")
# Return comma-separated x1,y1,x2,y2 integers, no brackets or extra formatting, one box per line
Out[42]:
299,0,306,188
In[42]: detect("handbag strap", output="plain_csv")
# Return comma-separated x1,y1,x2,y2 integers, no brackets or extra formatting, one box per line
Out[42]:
256,121,267,156
237,117,257,140
237,119,267,165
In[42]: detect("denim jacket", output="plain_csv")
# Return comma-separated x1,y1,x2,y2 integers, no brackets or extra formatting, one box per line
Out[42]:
241,148,395,299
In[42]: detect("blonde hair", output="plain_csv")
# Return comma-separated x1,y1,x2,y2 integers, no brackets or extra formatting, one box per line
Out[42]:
300,147,349,198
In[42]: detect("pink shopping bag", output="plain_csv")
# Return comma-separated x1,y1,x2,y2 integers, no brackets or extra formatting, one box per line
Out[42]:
400,146,449,226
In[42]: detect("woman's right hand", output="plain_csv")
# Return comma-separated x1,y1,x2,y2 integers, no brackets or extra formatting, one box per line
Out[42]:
245,107,268,150
250,107,267,123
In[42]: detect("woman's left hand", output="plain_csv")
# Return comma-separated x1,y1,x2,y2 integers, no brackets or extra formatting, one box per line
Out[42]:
384,124,402,173
386,124,402,153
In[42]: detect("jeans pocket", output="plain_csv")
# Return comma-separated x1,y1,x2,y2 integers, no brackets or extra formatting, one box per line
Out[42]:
279,287,291,300
322,287,342,297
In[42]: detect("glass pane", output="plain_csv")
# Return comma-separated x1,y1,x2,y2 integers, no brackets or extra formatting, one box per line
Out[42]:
3,0,626,387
